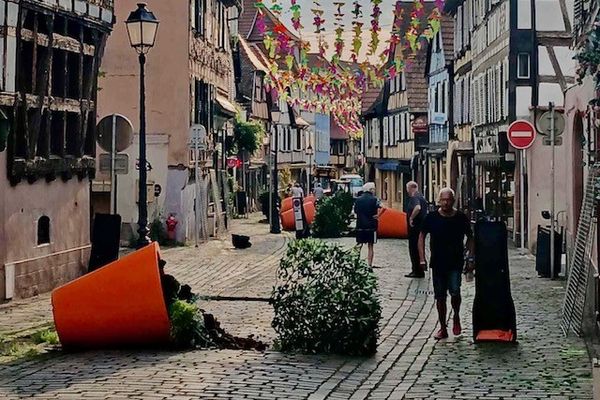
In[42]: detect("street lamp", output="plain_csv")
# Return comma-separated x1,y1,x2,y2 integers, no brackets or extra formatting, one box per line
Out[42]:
270,107,281,234
306,143,314,192
126,3,159,248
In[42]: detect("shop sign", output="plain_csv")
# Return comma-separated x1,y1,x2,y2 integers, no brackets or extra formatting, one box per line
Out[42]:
474,128,500,155
411,116,428,134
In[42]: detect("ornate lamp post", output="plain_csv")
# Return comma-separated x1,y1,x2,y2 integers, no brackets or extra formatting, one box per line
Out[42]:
125,3,159,248
270,107,281,234
306,143,314,192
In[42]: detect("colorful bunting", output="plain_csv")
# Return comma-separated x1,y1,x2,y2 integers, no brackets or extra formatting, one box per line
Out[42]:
256,0,445,136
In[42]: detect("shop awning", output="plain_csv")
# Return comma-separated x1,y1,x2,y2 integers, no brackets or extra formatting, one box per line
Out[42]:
215,96,237,116
376,161,399,171
475,153,501,166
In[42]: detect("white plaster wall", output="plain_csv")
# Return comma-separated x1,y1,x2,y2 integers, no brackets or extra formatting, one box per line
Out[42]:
553,46,577,78
539,83,565,107
1,176,91,263
516,86,533,118
526,127,569,252
538,47,556,76
116,134,170,226
535,0,566,31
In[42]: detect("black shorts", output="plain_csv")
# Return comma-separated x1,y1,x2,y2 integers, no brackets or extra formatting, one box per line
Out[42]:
432,268,462,300
356,229,377,244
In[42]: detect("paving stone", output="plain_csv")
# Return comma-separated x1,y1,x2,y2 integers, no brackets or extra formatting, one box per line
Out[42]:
0,217,593,399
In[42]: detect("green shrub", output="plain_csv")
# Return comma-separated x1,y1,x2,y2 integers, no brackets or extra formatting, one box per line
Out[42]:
311,191,354,238
149,218,168,244
169,300,213,349
271,239,381,355
31,328,59,345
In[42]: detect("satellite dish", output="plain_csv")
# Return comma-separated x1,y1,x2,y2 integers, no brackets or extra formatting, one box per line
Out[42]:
96,114,134,153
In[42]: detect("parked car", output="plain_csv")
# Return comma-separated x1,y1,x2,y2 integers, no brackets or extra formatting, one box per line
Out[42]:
339,174,364,198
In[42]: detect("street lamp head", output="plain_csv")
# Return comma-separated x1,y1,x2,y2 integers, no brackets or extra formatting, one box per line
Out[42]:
306,144,314,155
125,3,159,54
270,110,281,124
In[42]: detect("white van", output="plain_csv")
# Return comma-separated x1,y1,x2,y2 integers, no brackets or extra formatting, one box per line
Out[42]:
339,174,364,198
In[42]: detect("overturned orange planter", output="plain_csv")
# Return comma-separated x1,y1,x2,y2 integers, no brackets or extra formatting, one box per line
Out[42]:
281,199,316,231
377,208,409,238
51,242,171,348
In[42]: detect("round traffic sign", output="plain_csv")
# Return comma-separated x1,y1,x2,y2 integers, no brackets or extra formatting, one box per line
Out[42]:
536,111,565,137
508,120,536,150
96,114,134,153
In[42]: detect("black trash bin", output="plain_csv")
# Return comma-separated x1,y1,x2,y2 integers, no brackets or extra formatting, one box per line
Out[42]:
535,225,562,278
236,191,247,216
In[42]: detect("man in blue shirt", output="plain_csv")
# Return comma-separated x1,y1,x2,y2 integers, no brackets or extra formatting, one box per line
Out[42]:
354,182,382,267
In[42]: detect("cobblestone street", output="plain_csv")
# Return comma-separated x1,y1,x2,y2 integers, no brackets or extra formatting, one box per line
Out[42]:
0,216,594,399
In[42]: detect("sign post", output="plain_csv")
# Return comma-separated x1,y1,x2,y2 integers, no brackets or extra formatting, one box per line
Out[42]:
96,114,134,216
508,120,537,252
536,105,566,279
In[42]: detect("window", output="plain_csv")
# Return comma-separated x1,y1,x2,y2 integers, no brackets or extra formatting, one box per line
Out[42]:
441,81,446,114
194,0,206,36
296,129,302,151
517,53,530,79
400,112,406,141
37,216,50,245
383,116,389,146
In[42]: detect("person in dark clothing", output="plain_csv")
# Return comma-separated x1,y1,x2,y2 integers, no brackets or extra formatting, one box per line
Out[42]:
405,181,428,278
354,182,382,267
418,188,474,340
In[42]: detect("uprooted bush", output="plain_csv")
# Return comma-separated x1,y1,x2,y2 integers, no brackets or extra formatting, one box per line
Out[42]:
160,260,267,351
271,239,381,356
311,191,354,238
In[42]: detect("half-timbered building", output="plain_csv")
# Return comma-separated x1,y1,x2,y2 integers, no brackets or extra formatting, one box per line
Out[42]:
0,0,114,299
95,0,239,242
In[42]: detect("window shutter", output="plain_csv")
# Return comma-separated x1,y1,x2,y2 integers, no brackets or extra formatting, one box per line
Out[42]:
394,114,400,142
383,116,389,146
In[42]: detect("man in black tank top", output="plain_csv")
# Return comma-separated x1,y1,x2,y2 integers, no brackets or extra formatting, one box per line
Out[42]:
418,188,474,340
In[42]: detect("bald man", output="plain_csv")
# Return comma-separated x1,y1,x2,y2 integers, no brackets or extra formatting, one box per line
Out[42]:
405,181,428,278
418,188,474,340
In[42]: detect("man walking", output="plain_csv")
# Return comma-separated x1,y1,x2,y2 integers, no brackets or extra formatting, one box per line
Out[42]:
314,182,325,201
405,181,428,278
354,182,382,267
418,188,474,340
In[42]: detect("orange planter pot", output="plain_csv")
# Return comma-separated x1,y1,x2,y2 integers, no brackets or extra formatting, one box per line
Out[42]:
281,197,293,213
51,242,171,348
377,208,409,238
280,199,316,231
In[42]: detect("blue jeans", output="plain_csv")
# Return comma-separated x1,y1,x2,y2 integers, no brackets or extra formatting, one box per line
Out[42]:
432,268,462,300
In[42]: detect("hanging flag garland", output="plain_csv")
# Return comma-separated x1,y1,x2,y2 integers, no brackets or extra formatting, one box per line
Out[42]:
256,0,445,137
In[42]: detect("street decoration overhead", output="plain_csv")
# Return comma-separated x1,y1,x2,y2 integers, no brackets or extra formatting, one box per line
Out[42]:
255,0,444,136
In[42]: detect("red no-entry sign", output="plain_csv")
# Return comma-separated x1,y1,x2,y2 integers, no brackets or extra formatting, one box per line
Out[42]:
508,120,536,150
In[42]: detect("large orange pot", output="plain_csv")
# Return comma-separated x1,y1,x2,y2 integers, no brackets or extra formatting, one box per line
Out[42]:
280,198,316,231
377,207,409,238
51,242,171,348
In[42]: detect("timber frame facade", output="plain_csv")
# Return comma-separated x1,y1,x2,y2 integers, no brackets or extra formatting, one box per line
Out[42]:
2,0,113,185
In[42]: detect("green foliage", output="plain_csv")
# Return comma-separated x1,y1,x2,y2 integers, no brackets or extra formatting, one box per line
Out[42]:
233,119,264,154
31,329,59,345
271,239,382,356
147,218,185,247
575,20,600,88
149,218,168,244
169,300,213,349
311,191,354,238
